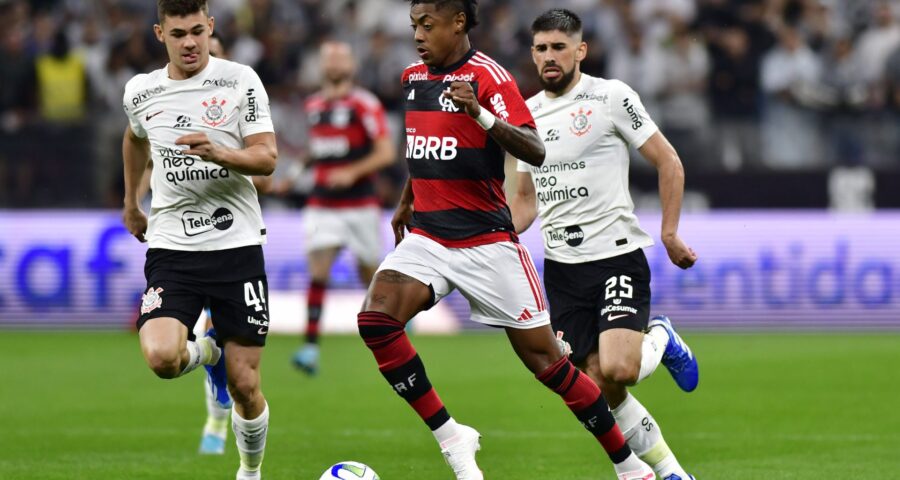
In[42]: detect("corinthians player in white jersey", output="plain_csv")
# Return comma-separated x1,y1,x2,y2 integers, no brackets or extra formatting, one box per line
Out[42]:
121,1,276,478
511,9,700,480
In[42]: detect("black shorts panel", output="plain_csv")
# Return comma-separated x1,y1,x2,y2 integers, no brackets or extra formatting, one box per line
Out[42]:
137,246,270,346
544,249,651,365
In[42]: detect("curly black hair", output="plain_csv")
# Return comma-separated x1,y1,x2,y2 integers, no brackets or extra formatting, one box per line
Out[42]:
408,0,479,32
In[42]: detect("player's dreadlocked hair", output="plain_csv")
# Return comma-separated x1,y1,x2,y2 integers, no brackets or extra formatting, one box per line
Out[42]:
531,8,582,36
408,0,479,32
157,0,209,23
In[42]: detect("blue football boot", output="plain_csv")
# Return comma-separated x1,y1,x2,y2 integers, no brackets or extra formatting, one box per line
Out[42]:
663,474,696,480
292,343,319,376
203,328,232,408
649,315,699,392
199,430,226,455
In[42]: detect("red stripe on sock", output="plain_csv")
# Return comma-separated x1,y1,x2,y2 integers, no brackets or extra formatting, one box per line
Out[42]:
308,282,326,306
562,370,601,411
370,329,417,371
596,425,628,454
536,356,567,384
306,322,320,336
409,388,445,421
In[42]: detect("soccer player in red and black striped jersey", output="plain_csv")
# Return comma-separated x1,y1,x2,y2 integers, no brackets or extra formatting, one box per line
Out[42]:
293,41,396,375
356,1,654,479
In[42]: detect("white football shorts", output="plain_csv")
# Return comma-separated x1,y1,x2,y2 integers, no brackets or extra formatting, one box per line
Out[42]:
377,233,549,329
303,206,383,266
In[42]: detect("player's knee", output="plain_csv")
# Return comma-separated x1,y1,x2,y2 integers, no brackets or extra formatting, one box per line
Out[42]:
357,311,403,348
599,359,639,386
144,346,182,379
228,374,259,405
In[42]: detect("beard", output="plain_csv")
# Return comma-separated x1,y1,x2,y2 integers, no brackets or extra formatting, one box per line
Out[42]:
538,65,577,95
324,71,352,85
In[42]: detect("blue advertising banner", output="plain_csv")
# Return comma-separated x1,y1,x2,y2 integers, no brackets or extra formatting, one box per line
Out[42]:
1,210,898,330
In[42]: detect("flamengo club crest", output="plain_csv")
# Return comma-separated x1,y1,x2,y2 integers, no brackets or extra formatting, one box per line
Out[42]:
569,106,593,137
141,287,164,314
201,97,227,127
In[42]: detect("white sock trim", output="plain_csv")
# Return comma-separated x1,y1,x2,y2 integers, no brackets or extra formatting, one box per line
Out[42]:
179,341,202,377
433,417,460,448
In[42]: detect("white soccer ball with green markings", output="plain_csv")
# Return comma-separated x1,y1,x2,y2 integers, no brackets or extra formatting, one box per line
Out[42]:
319,461,380,480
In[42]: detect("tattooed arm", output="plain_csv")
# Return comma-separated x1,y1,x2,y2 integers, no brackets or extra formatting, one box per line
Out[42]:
444,81,545,166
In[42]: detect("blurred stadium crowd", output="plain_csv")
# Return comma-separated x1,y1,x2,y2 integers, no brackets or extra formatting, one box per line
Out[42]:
0,0,898,208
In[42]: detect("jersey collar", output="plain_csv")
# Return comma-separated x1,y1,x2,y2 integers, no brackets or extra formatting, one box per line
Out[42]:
428,48,477,75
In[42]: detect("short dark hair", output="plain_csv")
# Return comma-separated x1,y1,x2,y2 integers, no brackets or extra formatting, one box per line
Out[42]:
531,8,582,36
409,0,479,32
157,0,209,23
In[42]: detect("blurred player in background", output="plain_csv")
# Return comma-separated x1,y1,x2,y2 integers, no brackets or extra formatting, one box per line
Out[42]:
510,9,699,480
121,1,276,478
356,1,654,479
293,41,395,375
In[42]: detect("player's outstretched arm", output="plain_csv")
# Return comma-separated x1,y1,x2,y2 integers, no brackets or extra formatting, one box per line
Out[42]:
639,131,697,269
510,171,538,234
444,81,545,166
122,125,150,242
177,131,278,176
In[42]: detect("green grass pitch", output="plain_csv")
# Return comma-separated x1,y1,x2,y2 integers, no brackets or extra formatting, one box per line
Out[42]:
1,331,897,479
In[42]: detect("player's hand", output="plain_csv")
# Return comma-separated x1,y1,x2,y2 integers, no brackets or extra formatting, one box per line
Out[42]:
325,167,358,190
662,233,697,269
123,206,148,243
443,81,481,118
176,133,225,163
391,202,414,246
555,331,573,357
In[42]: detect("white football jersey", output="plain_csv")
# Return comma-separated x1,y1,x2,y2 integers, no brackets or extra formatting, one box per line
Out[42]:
517,74,657,264
123,56,274,251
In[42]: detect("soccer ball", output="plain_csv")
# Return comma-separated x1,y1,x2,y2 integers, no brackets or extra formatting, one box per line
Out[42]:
319,461,380,480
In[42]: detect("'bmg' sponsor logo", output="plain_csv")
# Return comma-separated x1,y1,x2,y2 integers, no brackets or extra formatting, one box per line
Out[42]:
182,208,235,236
622,98,643,130
546,225,585,249
245,88,258,122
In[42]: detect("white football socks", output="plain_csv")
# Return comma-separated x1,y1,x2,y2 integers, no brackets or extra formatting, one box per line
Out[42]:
204,379,231,437
179,336,221,377
433,417,461,448
637,327,668,383
233,403,269,476
613,451,651,477
612,393,688,479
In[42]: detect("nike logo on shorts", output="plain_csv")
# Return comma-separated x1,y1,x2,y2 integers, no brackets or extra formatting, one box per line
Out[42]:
145,111,163,121
257,327,268,335
608,313,630,321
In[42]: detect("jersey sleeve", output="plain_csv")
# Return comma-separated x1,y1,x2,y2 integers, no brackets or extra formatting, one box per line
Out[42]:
608,80,658,149
122,78,147,138
478,72,536,129
239,66,275,138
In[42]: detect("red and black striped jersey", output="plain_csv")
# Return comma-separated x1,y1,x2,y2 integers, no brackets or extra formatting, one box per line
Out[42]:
305,87,389,208
402,49,535,247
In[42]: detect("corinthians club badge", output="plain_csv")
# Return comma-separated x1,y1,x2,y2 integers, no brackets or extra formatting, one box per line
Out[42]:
201,97,227,127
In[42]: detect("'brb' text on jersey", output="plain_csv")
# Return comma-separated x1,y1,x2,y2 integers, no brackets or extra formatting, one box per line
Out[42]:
123,56,274,251
305,88,390,208
403,49,536,247
517,74,658,264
